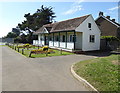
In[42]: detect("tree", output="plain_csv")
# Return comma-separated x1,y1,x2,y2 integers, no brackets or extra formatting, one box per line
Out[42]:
14,36,21,43
6,32,17,38
12,28,20,36
17,5,56,43
18,5,56,32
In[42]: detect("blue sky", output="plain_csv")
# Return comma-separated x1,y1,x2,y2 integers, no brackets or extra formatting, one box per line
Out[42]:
0,1,119,38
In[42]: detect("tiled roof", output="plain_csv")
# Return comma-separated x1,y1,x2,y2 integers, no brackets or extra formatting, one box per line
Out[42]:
35,14,90,34
95,16,120,27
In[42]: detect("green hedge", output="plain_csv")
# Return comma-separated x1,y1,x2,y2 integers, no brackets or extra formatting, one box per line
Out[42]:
101,36,120,41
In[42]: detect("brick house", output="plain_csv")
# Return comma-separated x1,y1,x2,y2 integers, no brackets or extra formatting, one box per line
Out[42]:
95,12,120,39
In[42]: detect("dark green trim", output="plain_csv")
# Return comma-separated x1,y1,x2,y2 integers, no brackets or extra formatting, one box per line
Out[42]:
53,33,54,46
65,32,67,48
48,33,50,46
73,31,76,50
59,32,60,47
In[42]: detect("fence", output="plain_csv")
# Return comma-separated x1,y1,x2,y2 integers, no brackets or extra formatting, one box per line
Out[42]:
100,39,120,51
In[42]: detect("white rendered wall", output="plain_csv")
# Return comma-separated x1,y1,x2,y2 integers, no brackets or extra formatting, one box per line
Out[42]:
76,15,101,51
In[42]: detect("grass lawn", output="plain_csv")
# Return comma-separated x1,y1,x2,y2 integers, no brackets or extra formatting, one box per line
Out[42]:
13,46,73,58
0,45,6,47
73,55,119,92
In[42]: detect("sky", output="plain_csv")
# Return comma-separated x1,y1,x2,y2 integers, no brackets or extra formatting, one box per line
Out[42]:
0,0,119,38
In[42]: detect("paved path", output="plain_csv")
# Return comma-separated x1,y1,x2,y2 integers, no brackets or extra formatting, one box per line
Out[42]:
2,46,96,91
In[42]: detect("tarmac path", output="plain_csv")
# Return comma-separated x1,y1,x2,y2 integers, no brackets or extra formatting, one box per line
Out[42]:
1,46,95,91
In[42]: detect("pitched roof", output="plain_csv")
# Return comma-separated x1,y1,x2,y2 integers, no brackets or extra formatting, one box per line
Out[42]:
95,15,120,27
34,14,90,34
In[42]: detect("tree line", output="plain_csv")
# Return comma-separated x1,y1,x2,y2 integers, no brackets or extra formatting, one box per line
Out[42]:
3,5,56,44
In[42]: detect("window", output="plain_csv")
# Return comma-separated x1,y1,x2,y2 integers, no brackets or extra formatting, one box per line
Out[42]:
49,36,52,41
69,35,76,42
89,35,95,43
70,35,73,42
88,23,91,28
73,35,76,42
62,35,65,42
55,35,59,41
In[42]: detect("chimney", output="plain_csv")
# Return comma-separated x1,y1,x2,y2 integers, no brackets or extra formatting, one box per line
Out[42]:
99,11,103,16
111,19,115,22
106,16,110,19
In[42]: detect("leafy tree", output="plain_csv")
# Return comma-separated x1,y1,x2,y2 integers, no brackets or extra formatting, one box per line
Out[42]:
17,5,56,43
6,32,17,38
12,28,20,36
14,36,21,43
18,5,56,32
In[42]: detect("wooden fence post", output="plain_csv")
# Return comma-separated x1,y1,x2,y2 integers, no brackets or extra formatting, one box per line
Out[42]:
38,46,39,49
15,46,16,50
27,47,29,50
46,51,48,56
60,49,62,55
18,48,19,52
22,49,24,54
29,52,32,57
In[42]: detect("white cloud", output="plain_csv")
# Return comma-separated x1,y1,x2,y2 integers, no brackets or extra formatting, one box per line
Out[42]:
62,0,84,15
108,6,120,11
63,5,83,15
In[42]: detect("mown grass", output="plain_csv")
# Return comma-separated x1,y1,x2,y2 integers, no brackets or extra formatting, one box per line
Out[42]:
0,45,6,47
13,46,73,58
74,55,119,92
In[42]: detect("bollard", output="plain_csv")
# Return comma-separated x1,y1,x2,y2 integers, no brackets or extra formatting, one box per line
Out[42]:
29,52,32,57
27,47,29,50
15,46,16,50
46,51,48,56
60,49,62,55
18,48,19,52
22,49,24,54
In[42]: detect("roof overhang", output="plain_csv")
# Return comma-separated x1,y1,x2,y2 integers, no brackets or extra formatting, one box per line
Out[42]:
33,27,49,35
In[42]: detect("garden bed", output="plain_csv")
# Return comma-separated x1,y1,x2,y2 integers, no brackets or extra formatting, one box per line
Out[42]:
8,44,73,58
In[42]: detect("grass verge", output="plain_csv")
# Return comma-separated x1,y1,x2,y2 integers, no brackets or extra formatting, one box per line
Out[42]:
73,55,119,92
0,45,6,47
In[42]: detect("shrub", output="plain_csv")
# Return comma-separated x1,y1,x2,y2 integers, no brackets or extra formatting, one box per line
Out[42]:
101,36,120,42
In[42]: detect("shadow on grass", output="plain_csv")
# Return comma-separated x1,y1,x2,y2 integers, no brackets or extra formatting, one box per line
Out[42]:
75,50,114,57
84,50,120,57
29,56,35,58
